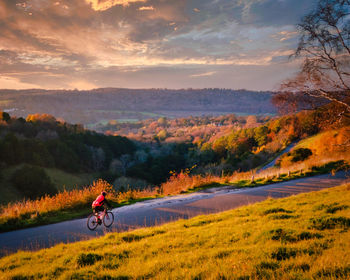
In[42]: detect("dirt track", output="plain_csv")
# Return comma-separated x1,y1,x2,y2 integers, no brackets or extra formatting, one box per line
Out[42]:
0,172,348,257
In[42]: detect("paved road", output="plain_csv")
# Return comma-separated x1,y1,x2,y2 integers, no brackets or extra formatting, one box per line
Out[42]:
0,172,348,257
259,142,296,171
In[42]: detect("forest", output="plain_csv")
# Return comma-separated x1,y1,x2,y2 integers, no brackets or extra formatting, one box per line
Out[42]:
1,98,348,202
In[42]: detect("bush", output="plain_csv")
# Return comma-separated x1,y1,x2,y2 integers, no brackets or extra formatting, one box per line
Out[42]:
113,177,149,191
310,216,350,230
311,160,349,174
290,148,312,162
76,253,102,267
11,165,57,199
271,247,298,260
0,112,11,122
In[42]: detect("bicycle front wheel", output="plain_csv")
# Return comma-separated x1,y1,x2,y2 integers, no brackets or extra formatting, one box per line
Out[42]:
103,211,114,227
87,214,98,230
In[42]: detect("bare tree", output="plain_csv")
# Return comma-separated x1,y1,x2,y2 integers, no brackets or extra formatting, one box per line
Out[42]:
276,0,350,112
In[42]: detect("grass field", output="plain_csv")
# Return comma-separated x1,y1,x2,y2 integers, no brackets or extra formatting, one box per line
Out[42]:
44,168,96,192
0,183,349,279
0,165,97,204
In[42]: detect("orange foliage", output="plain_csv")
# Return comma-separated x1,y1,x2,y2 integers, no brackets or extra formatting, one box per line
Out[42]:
160,171,222,196
26,113,57,123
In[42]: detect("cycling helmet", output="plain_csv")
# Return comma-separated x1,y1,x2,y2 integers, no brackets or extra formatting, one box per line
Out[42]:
101,191,107,196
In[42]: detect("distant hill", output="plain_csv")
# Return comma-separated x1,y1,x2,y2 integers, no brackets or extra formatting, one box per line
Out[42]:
0,88,276,127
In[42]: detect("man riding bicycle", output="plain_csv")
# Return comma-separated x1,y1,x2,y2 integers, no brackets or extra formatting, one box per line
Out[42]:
92,191,112,224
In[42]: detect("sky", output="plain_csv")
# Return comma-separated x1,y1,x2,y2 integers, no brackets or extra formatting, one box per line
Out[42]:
0,0,318,91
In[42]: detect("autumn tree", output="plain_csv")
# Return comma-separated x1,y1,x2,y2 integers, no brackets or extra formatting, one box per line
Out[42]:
274,0,350,113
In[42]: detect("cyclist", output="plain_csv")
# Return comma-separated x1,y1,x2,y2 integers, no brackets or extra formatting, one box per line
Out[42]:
92,191,112,224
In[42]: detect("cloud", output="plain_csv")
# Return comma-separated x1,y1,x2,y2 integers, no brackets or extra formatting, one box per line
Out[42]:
85,0,147,11
0,0,316,90
139,6,154,11
190,71,216,77
0,76,40,89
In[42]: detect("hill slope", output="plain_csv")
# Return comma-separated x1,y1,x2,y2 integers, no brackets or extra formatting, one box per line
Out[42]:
1,183,349,279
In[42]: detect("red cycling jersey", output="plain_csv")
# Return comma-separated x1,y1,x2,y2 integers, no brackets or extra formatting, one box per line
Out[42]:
92,194,105,207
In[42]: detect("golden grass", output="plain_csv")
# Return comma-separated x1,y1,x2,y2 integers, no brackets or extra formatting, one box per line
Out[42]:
278,127,350,169
0,180,112,222
1,183,349,279
0,180,162,227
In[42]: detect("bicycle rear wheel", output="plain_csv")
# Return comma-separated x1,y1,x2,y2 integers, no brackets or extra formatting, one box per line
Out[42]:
103,211,114,227
87,213,99,230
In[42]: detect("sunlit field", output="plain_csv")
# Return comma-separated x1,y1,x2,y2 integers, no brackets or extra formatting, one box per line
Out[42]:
1,183,349,279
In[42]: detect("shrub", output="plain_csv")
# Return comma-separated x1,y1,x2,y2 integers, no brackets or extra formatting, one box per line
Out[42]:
269,228,297,243
290,148,312,162
113,177,149,191
310,216,350,230
314,266,350,278
297,231,323,240
11,165,57,199
270,214,296,220
122,234,145,243
294,263,310,272
76,253,102,267
326,205,349,214
271,247,298,260
0,112,11,122
311,160,349,173
256,261,280,270
263,208,293,215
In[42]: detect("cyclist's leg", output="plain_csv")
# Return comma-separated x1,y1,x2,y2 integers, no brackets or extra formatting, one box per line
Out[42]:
96,206,104,221
101,206,106,219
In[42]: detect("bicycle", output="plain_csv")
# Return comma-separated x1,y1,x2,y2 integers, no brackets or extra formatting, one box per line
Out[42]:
87,208,114,230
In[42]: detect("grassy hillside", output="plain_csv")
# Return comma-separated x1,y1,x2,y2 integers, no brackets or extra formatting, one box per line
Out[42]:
0,165,96,204
277,127,350,169
1,183,349,279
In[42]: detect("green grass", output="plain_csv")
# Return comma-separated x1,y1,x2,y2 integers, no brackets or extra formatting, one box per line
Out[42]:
1,183,349,279
44,168,96,192
0,165,97,204
234,160,348,189
293,131,328,150
183,160,348,193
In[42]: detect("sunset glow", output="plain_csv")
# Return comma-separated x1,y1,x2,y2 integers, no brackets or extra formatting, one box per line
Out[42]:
0,0,318,90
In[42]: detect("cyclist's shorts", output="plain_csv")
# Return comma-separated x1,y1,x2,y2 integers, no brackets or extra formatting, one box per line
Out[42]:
93,206,104,213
